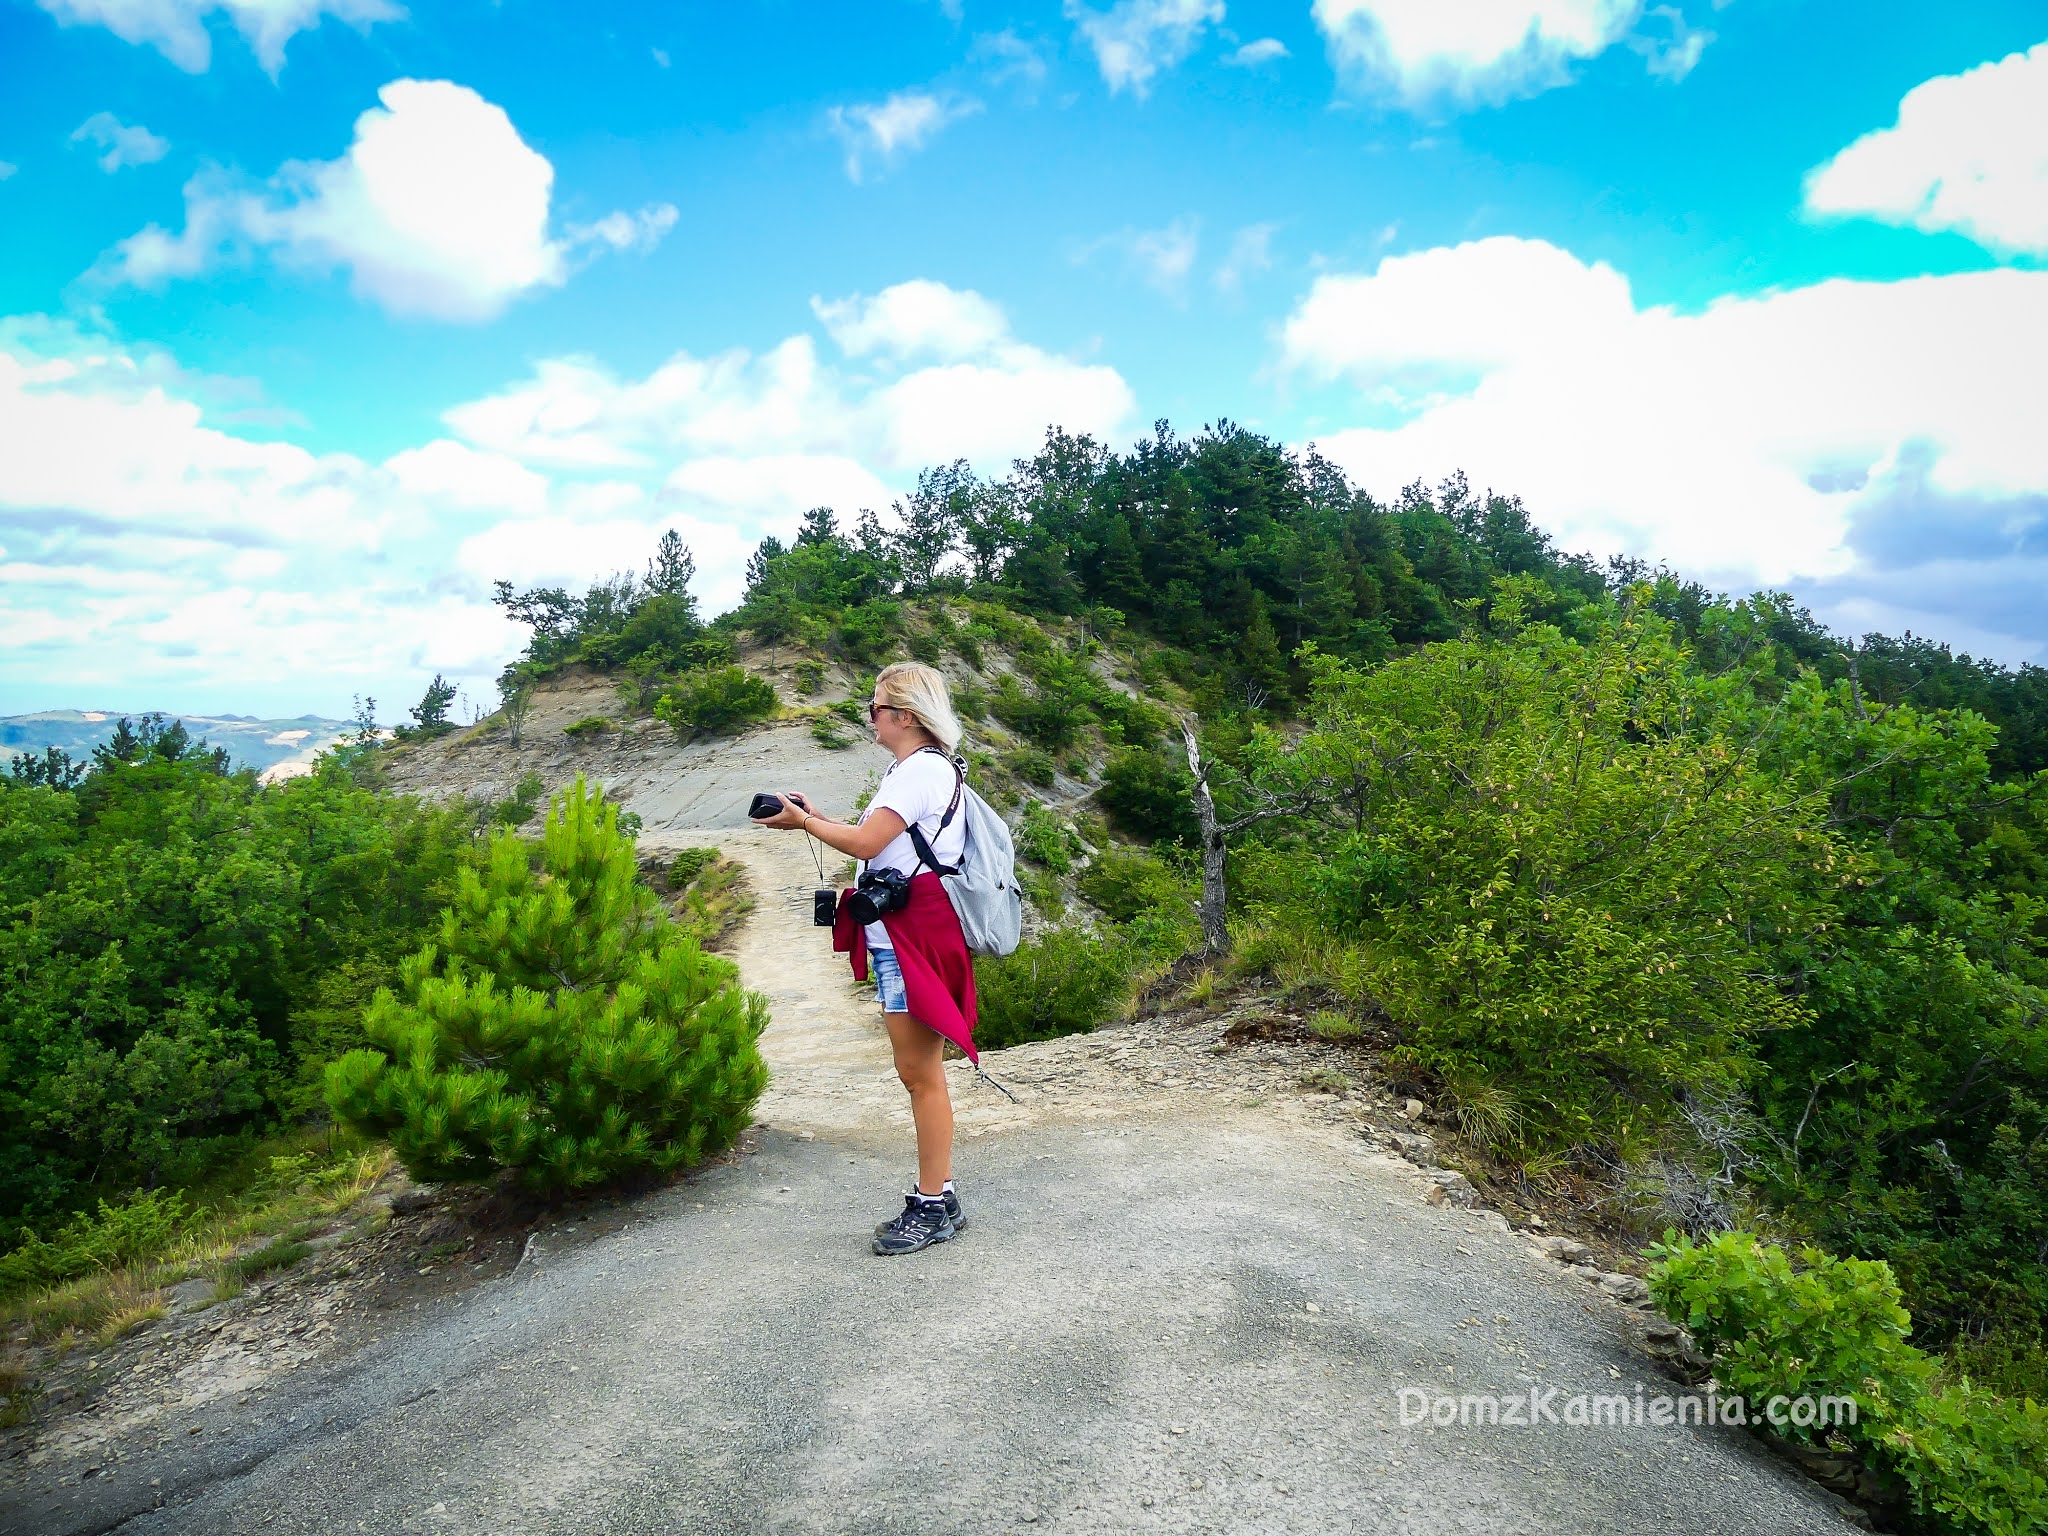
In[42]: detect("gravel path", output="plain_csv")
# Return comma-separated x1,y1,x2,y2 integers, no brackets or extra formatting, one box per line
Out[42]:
4,726,1860,1536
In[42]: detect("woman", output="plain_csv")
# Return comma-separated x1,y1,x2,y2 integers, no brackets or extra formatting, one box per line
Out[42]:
752,661,975,1257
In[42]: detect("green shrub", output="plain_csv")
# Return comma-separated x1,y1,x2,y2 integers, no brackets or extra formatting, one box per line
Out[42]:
491,769,547,826
1647,1230,2048,1536
832,602,901,667
325,778,770,1195
1003,747,1056,788
0,1189,194,1295
563,716,612,738
991,668,1088,750
1016,802,1081,874
792,660,826,695
1096,745,1197,845
230,1234,311,1282
811,718,853,749
668,847,717,889
654,666,778,744
1077,846,1188,923
974,928,1131,1049
1019,866,1064,918
1093,690,1170,749
952,680,989,721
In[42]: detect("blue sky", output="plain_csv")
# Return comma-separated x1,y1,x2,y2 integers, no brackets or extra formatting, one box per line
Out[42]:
1,0,2043,719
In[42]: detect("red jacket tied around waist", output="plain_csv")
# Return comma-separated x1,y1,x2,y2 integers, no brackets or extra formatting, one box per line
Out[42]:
832,871,980,1063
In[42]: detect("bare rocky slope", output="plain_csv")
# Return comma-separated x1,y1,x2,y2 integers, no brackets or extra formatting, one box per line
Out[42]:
1,669,1867,1536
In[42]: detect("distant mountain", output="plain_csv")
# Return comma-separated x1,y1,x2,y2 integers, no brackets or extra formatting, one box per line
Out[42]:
0,710,353,777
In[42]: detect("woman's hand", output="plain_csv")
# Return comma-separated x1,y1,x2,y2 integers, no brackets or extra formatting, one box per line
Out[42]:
753,791,814,830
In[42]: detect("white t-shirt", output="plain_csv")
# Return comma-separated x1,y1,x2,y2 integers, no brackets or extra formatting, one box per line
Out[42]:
858,748,967,950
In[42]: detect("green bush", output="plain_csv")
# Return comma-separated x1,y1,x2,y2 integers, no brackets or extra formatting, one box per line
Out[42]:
1647,1230,2048,1536
791,660,826,695
0,755,472,1243
654,666,778,744
1078,845,1188,923
832,602,901,667
668,847,717,888
325,778,770,1195
0,1189,194,1294
563,716,612,738
1015,802,1081,874
1283,624,1820,1150
1003,747,1056,788
811,718,853,750
952,680,989,721
1095,745,1197,845
491,770,547,826
991,662,1091,750
974,927,1131,1049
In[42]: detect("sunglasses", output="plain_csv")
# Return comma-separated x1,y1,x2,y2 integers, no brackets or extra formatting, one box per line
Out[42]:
867,701,895,720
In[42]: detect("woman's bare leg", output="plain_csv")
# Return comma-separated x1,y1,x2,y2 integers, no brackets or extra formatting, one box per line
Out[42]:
884,1010,953,1192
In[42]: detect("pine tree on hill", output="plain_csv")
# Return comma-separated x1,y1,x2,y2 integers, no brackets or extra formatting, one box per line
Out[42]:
324,777,769,1195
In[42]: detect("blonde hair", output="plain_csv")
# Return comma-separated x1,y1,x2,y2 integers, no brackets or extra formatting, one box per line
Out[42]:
874,661,963,753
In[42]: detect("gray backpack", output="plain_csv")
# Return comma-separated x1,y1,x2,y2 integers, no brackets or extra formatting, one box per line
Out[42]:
904,748,1024,958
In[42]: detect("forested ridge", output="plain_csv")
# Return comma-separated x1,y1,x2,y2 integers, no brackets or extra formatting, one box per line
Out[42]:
6,420,2044,1487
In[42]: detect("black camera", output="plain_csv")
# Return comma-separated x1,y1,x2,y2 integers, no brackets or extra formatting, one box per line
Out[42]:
748,791,806,821
845,866,912,927
813,887,838,927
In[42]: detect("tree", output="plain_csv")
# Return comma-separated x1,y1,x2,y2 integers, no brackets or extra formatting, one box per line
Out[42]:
7,747,87,790
1178,715,1298,954
498,672,535,748
960,480,1023,585
645,529,696,604
795,506,838,547
408,675,459,737
323,778,770,1195
894,460,972,590
743,535,786,593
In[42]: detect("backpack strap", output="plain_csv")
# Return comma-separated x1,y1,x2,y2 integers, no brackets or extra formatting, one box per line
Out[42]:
905,745,964,878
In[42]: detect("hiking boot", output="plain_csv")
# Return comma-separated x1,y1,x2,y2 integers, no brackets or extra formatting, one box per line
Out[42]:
871,1193,957,1256
875,1185,966,1236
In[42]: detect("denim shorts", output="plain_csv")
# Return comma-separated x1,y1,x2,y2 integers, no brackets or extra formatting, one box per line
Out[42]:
872,946,909,1012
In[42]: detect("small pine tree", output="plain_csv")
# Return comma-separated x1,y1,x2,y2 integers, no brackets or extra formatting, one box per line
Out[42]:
323,777,769,1195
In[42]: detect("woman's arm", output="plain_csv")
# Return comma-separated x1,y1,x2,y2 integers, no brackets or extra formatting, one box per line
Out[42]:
755,792,905,863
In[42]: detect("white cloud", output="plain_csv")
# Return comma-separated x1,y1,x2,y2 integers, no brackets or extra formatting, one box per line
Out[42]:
449,281,1133,478
1080,218,1201,298
95,80,671,322
1625,4,1712,82
1065,0,1224,98
1214,222,1275,293
812,279,1010,361
35,0,402,74
0,162,16,181
1224,37,1289,67
1281,237,2048,658
565,203,680,255
384,439,550,517
2,283,1136,715
1803,41,2048,258
71,111,171,172
827,90,981,183
1312,0,1641,106
0,333,389,550
973,29,1049,89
